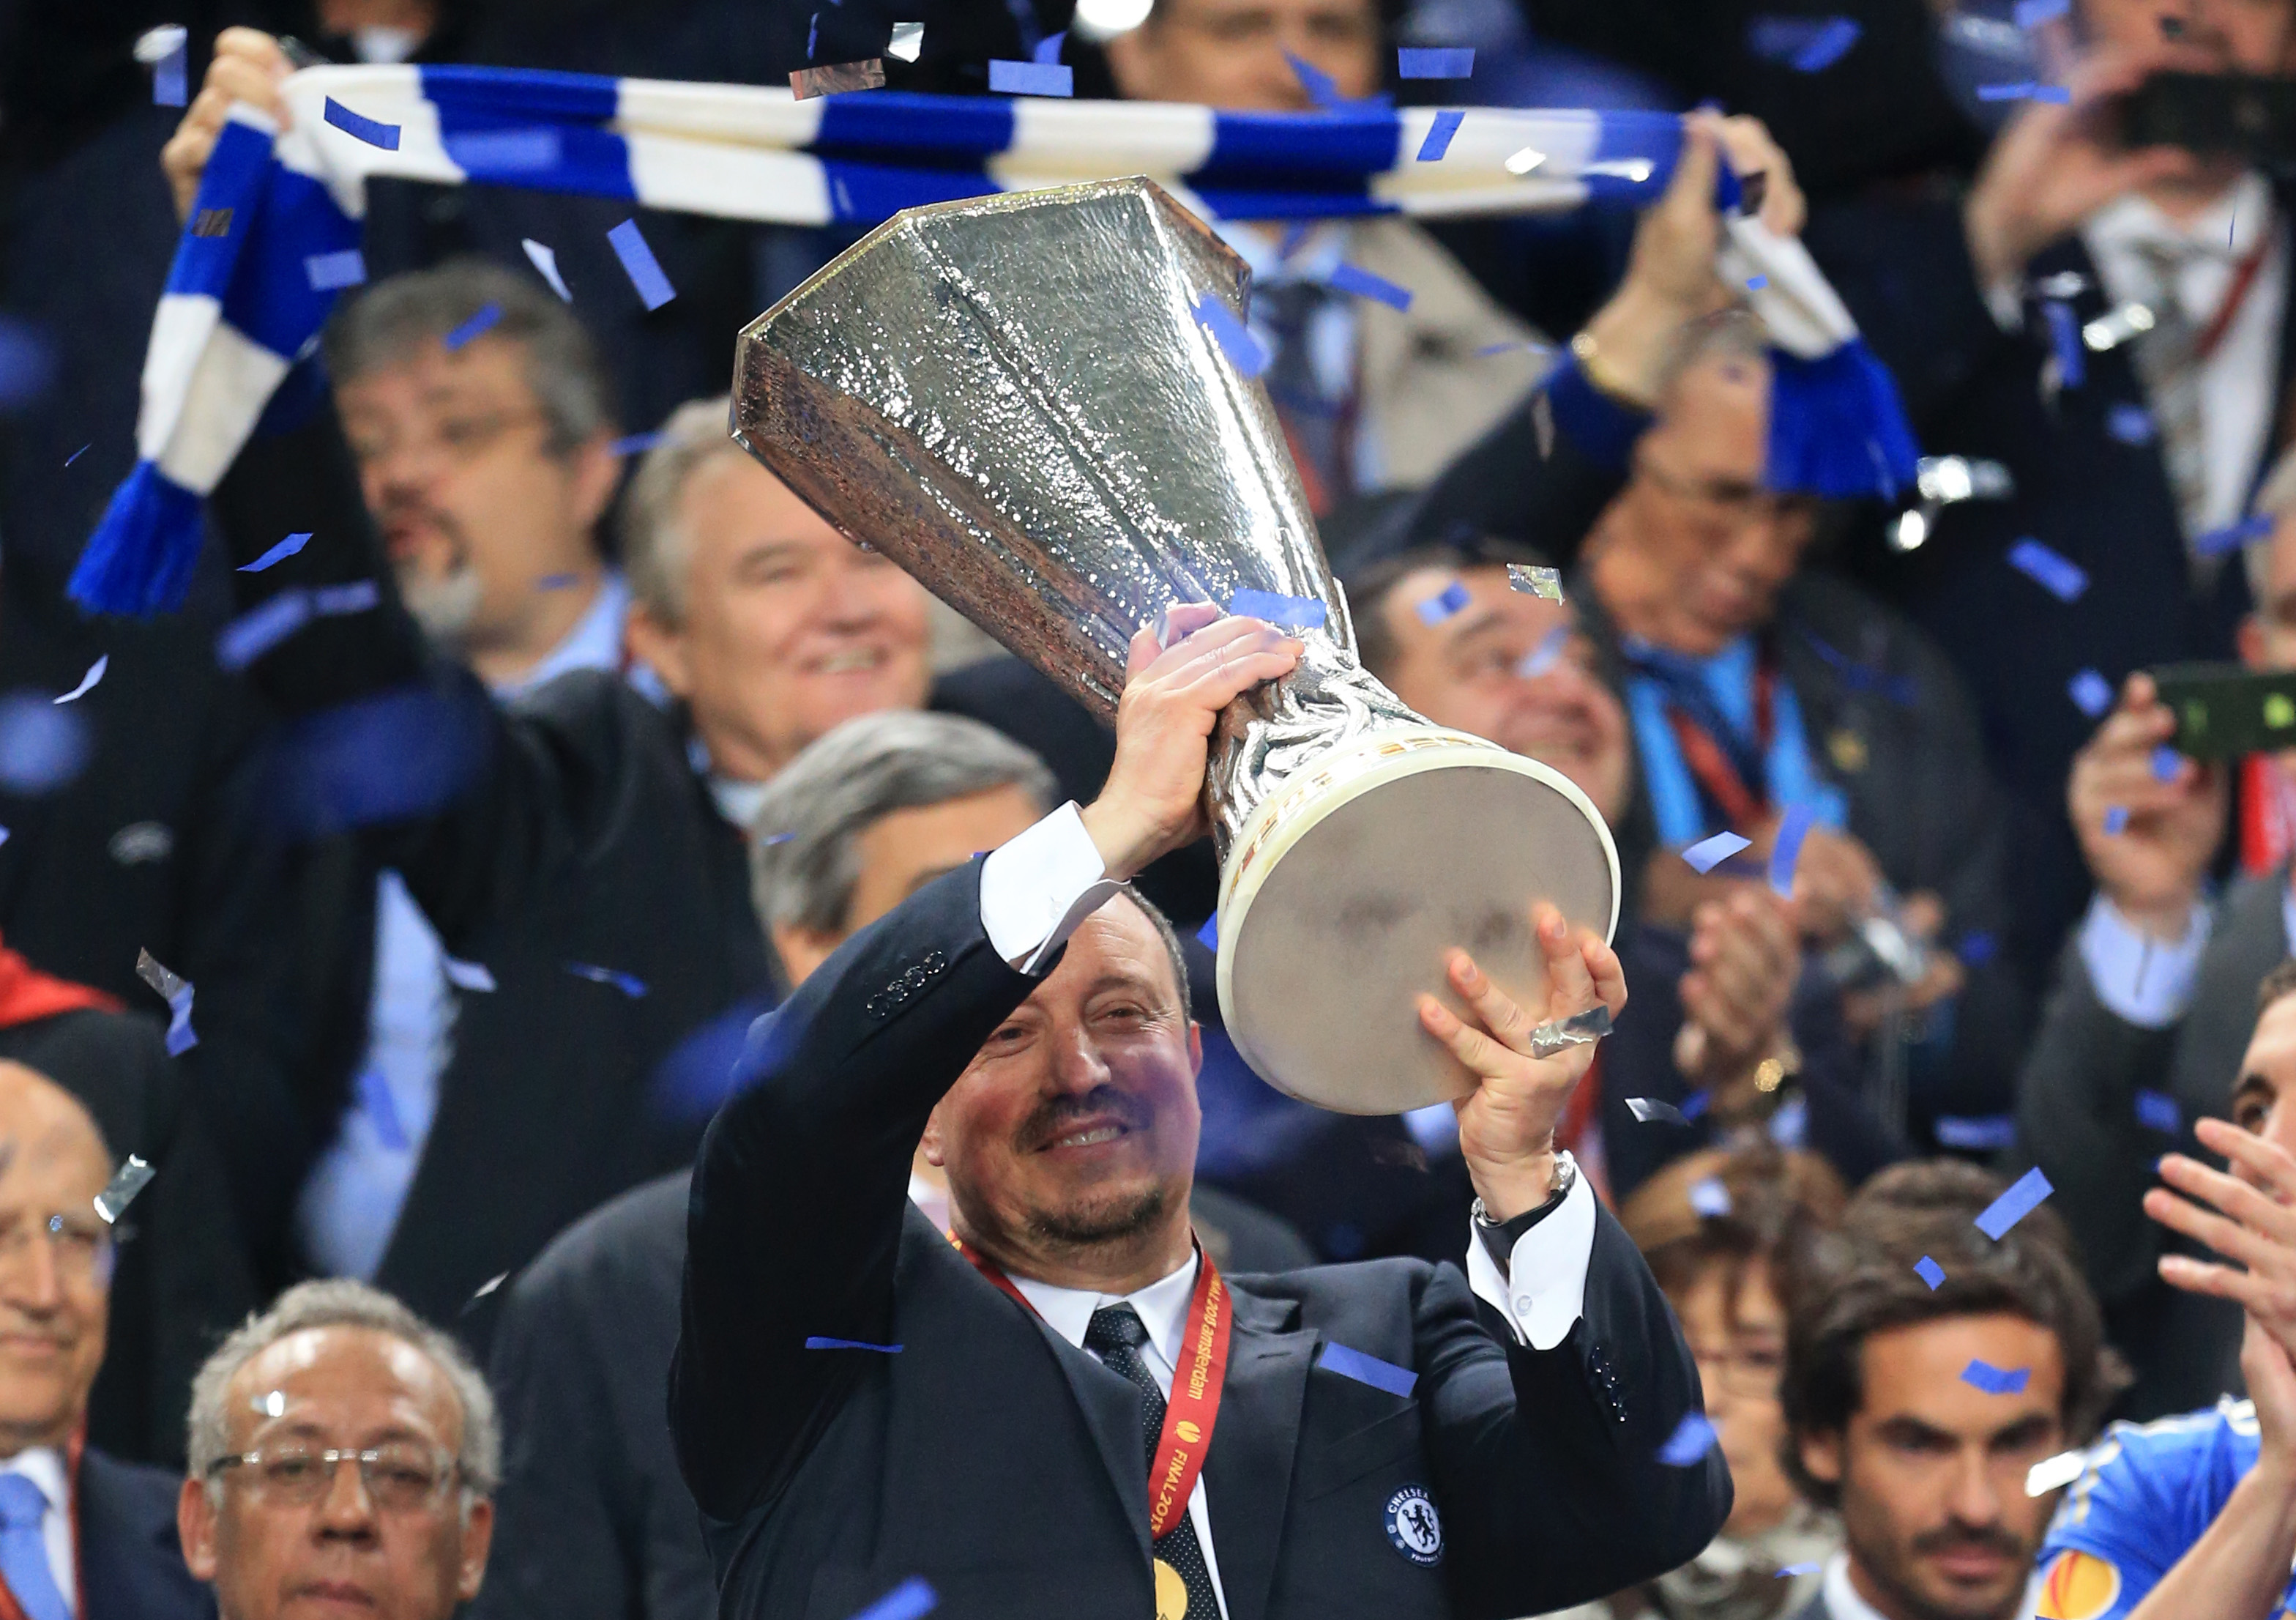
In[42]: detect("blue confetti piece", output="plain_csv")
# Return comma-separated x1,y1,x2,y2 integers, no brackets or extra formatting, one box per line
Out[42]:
1286,51,1345,109
1319,1342,1418,1397
1276,220,1313,261
2136,1089,2181,1133
1516,623,1570,680
0,829,9,848
1330,262,1412,312
1682,831,1751,874
1196,915,1218,949
444,303,503,352
2151,745,2183,782
1745,274,1769,291
1962,1359,2031,1394
1415,580,1472,625
807,11,819,58
239,532,313,573
2103,805,2128,836
988,59,1074,96
323,97,401,150
1935,1114,2017,1151
1778,1561,1824,1578
1688,1177,1732,1216
1681,1090,1712,1122
1768,804,1815,899
443,957,496,993
1915,1255,1946,1290
1229,589,1327,630
538,573,579,590
62,445,89,468
610,431,666,458
2014,0,2069,25
1033,29,1067,64
1747,16,1860,70
1397,47,1474,78
53,656,105,705
567,962,649,998
2032,84,2072,102
0,698,90,795
1791,17,1861,70
2044,301,2084,387
1192,294,1270,378
1975,1167,2053,1240
846,1578,937,1620
2068,669,2113,718
2107,403,2155,444
1658,1413,1718,1466
216,592,313,672
2193,512,2275,558
805,1336,903,1352
304,249,368,291
1417,109,1464,162
153,43,187,107
313,580,380,617
607,220,678,311
1958,931,1999,967
2007,538,2087,602
357,1066,409,1151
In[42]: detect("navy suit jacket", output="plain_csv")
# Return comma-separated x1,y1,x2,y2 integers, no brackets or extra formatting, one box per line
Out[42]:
671,860,1728,1620
75,1446,213,1620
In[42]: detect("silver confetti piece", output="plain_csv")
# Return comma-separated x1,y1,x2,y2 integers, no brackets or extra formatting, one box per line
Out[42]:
94,1154,154,1224
2025,1449,2087,1496
887,21,924,59
1507,563,1564,603
1528,1003,1611,1058
134,948,186,1002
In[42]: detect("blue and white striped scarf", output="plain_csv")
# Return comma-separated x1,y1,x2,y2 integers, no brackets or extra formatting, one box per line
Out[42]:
72,62,1915,617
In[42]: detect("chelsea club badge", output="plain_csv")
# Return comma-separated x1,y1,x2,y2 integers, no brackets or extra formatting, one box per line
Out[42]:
1384,1486,1443,1566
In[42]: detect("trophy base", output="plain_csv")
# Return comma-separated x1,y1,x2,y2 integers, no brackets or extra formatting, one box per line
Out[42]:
1212,729,1621,1115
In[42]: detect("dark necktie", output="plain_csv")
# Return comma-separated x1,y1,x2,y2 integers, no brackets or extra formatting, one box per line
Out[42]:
1622,639,1770,806
1084,1303,1221,1620
1257,279,1351,516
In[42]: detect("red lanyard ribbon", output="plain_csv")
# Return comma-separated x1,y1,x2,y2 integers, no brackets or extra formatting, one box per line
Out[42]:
1662,652,1778,830
952,1235,1232,1539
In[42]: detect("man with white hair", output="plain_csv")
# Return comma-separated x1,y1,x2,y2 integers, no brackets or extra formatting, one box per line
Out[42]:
2021,441,2296,1419
178,1279,497,1620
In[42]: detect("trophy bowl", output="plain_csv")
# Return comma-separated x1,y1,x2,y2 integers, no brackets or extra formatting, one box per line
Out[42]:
731,176,1620,1114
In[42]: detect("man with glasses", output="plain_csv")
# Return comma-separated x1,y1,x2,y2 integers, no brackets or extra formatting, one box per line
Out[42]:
0,1060,211,1619
1571,313,2027,1147
178,1279,496,1620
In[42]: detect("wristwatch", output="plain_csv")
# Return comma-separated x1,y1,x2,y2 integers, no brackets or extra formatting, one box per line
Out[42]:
1471,1157,1578,1268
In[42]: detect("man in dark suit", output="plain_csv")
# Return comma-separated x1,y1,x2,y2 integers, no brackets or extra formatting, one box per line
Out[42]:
1776,1162,2123,1620
673,603,1726,1619
0,1059,211,1620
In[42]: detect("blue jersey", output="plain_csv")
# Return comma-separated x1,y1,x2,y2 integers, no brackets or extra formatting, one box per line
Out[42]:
2033,1397,2292,1619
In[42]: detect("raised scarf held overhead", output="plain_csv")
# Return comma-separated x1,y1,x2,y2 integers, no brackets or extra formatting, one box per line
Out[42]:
71,64,1917,617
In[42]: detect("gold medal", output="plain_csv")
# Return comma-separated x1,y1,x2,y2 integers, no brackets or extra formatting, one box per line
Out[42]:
1154,1556,1188,1620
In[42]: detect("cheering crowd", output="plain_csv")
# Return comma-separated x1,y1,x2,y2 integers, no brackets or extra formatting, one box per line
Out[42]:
12,0,2296,1617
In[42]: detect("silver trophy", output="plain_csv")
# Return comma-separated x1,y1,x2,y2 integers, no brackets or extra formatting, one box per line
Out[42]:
731,177,1618,1114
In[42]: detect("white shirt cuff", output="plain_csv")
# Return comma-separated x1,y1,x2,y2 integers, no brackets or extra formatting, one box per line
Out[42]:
1464,1154,1596,1352
2076,891,2212,1030
978,802,1122,973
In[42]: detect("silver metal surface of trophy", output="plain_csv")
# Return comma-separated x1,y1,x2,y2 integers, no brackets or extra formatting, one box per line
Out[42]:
731,176,1619,1114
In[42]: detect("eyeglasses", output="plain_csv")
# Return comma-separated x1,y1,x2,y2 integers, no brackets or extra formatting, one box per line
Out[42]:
345,405,550,473
1689,1338,1786,1400
0,1211,113,1290
208,1442,462,1512
1636,450,1821,530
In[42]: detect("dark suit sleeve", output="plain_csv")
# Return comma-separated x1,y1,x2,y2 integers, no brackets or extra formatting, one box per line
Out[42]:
1417,1205,1729,1618
670,862,1045,1523
1402,360,1637,566
2015,937,2183,1307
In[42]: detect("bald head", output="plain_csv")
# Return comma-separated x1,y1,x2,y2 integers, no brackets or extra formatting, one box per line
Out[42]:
0,1061,115,1456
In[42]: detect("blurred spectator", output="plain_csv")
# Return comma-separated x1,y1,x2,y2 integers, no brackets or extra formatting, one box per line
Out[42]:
1803,0,2296,980
0,1060,212,1619
477,711,1310,1620
1348,537,1903,1200
293,259,631,1294
179,1279,496,1620
2036,958,2296,1617
1544,1144,1847,1620
1565,315,2027,1143
2017,454,2296,1415
1097,0,1545,512
0,965,256,1467
1778,1160,2127,1620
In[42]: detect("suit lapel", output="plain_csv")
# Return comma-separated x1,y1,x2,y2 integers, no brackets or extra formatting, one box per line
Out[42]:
1201,1286,1313,1620
1032,1314,1155,1562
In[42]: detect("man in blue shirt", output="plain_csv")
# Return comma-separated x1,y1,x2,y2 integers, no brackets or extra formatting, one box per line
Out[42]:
2036,956,2296,1619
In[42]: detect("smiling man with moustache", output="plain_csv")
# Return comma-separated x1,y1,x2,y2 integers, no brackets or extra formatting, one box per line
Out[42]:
0,1062,212,1620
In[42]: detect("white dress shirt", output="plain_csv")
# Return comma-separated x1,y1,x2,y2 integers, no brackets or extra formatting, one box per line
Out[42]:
974,802,1605,1610
0,1449,73,1610
2083,175,2286,540
298,573,631,1279
2077,878,2296,1029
